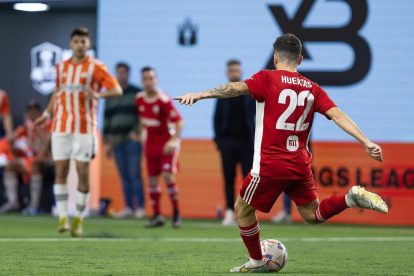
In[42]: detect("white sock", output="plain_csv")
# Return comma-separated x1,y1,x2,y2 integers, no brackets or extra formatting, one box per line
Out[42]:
75,190,89,218
30,174,43,210
53,184,68,219
249,258,264,266
4,172,19,205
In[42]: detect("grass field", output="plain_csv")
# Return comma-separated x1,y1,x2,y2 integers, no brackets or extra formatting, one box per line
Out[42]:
1,215,413,275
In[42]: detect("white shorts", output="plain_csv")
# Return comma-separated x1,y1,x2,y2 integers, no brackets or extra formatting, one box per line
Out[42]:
52,132,98,162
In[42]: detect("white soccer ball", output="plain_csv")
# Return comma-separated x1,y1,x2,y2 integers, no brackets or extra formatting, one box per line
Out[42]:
261,239,288,272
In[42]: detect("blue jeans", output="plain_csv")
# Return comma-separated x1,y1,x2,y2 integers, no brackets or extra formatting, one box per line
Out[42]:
283,193,291,214
113,140,145,209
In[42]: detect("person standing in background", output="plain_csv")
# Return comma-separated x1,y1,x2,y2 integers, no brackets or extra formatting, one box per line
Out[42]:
213,60,255,226
0,89,13,137
103,63,145,219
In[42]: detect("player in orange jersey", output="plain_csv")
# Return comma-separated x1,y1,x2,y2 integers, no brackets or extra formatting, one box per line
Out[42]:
36,27,122,236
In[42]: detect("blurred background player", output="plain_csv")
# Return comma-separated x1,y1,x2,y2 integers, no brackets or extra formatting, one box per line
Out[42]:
0,89,13,137
214,60,255,226
17,100,52,215
104,62,145,219
136,67,184,228
35,27,122,237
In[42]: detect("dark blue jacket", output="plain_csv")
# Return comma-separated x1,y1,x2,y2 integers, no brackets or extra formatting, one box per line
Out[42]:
213,95,256,148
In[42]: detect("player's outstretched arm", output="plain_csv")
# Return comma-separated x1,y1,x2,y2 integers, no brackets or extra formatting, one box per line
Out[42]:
173,81,249,106
326,107,383,162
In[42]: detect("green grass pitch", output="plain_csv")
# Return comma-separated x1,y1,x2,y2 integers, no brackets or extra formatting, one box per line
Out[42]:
0,215,413,275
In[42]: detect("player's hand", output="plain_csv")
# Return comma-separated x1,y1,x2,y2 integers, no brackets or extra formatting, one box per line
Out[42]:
365,142,383,162
173,93,202,106
128,130,141,143
34,115,48,126
163,139,177,155
86,89,100,100
104,144,113,159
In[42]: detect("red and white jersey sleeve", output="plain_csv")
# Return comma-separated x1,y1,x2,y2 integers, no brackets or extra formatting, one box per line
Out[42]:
0,90,11,116
243,70,336,179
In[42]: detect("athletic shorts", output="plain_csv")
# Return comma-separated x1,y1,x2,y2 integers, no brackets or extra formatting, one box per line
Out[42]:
146,149,180,177
51,132,98,162
240,172,318,213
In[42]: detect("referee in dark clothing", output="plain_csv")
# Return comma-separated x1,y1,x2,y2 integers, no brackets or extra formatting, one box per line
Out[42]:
214,60,255,226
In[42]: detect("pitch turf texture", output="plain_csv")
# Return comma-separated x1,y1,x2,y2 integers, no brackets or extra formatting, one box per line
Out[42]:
0,215,413,275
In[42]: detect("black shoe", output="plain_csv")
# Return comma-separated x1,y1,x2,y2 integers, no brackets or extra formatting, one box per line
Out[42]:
145,214,166,228
172,209,182,229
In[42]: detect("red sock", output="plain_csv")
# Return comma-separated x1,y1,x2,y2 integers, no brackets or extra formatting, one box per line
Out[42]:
315,195,348,223
166,183,179,210
149,186,161,214
239,221,262,261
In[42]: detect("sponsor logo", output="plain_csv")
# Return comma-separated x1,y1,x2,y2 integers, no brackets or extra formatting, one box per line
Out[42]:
266,0,371,86
286,135,299,151
153,105,160,114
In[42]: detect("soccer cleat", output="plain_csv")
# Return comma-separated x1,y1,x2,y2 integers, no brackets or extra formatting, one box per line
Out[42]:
346,186,388,214
230,260,268,273
0,202,20,214
145,214,166,228
172,209,182,229
71,217,83,237
21,206,38,216
57,217,70,233
134,208,146,219
114,207,134,218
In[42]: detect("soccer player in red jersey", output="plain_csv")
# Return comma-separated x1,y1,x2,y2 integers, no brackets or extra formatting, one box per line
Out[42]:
175,34,387,273
136,67,184,228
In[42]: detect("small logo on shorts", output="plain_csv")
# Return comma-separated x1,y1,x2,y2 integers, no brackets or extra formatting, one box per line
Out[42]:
163,163,171,170
286,135,299,151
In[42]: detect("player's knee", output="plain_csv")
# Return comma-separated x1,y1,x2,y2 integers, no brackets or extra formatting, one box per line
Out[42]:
234,197,253,219
162,172,174,184
148,176,158,186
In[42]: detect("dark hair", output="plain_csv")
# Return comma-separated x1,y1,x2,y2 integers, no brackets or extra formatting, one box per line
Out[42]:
116,62,130,72
227,59,241,67
141,66,155,74
71,27,89,38
273,33,302,62
25,100,42,111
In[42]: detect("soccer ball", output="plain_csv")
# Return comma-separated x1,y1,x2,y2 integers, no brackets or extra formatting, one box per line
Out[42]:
261,239,288,272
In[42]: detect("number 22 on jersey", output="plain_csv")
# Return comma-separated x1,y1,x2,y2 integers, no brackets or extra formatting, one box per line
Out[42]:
276,89,314,131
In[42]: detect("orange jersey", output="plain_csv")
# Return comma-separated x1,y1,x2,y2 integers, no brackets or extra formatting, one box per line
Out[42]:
52,56,119,134
16,118,52,155
0,90,10,116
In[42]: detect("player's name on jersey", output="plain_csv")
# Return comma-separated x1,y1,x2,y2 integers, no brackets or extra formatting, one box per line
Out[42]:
281,76,312,88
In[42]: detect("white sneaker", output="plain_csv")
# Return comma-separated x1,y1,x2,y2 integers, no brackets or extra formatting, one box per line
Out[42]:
230,260,267,273
222,209,237,226
134,208,146,219
271,210,292,223
114,207,134,218
346,186,388,214
0,202,20,213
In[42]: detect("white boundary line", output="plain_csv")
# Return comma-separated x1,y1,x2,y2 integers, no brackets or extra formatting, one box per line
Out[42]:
1,237,414,242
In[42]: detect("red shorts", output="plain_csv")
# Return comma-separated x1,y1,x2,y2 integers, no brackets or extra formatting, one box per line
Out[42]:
240,172,318,213
146,149,180,177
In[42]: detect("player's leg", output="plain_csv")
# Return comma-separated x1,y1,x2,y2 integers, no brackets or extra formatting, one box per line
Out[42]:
0,163,21,213
230,174,285,273
53,159,70,232
24,159,44,215
161,148,181,228
162,171,181,228
231,195,267,273
146,155,165,227
125,140,145,218
51,132,72,232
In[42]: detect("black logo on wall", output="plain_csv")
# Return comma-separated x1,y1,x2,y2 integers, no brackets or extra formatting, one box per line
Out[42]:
178,18,198,46
266,0,371,86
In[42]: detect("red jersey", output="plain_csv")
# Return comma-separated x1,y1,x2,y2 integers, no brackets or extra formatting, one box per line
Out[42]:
244,70,336,179
135,90,182,156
